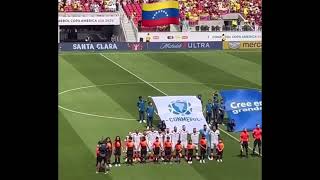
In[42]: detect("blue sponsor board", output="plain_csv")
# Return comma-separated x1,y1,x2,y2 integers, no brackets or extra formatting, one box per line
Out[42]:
220,89,262,132
59,42,222,51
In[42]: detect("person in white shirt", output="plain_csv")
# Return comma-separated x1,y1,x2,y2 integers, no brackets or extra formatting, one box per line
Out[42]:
171,126,180,151
164,128,172,140
157,130,165,160
190,128,200,159
209,126,220,160
146,128,158,160
131,130,142,162
179,125,188,157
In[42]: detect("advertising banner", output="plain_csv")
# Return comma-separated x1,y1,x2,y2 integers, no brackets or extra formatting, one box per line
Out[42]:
223,41,262,49
151,96,208,132
58,15,120,25
59,42,221,51
138,31,262,42
220,89,262,132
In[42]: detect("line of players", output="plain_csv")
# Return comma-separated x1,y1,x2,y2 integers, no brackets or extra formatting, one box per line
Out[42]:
124,125,224,165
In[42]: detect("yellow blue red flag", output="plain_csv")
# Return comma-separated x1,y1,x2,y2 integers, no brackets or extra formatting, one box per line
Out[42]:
142,1,180,27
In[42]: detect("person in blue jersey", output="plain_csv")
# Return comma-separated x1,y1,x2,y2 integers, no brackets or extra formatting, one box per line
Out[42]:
212,97,219,123
205,99,213,124
199,124,211,160
146,102,155,130
137,96,147,124
218,99,226,125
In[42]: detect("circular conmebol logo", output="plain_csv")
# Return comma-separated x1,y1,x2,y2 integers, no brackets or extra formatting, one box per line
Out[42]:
168,100,192,116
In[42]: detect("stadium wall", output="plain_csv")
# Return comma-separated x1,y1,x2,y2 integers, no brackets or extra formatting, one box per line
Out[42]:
137,31,261,42
59,42,223,51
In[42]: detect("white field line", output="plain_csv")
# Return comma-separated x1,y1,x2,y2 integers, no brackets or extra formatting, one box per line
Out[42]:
58,105,136,121
59,81,261,95
98,53,261,156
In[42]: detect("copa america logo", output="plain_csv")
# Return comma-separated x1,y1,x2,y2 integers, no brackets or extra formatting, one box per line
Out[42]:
168,100,192,116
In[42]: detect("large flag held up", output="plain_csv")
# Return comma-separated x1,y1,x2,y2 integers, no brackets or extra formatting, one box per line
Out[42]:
220,89,262,132
151,96,208,132
142,1,180,27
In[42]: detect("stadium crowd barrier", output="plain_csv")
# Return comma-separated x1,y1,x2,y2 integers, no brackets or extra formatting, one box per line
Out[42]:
59,42,223,51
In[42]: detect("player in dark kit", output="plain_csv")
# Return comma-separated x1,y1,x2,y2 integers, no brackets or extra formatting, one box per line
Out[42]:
139,136,148,163
240,128,250,158
137,96,146,123
105,137,113,167
114,136,122,166
96,142,109,174
186,140,195,164
175,140,182,163
164,136,173,164
216,139,224,162
126,137,134,165
153,137,161,162
252,124,262,156
199,134,207,163
205,99,213,124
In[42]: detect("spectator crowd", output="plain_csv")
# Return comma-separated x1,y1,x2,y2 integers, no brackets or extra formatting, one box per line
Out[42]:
121,0,261,31
58,0,262,31
58,0,119,12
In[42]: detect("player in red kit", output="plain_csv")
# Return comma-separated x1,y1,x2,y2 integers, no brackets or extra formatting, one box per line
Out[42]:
240,128,250,158
252,124,262,156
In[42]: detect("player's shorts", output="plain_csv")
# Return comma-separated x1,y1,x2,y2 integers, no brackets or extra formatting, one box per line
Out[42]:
217,150,223,156
127,149,134,158
254,139,262,146
241,141,249,149
141,147,147,156
211,141,218,149
200,148,206,155
114,148,121,156
187,149,193,157
165,148,171,156
193,143,199,150
97,155,105,163
134,143,140,151
154,147,160,155
175,149,181,156
181,141,188,148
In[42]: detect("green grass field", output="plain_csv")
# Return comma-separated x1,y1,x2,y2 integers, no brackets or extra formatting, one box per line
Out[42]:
58,50,262,180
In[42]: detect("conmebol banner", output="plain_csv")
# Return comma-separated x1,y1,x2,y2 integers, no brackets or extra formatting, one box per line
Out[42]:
151,96,208,132
220,89,262,132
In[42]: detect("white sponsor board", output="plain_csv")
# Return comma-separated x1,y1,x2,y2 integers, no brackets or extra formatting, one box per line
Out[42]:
151,96,208,132
138,31,261,42
58,14,120,25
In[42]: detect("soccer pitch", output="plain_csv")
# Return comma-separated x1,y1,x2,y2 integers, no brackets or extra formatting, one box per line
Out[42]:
58,50,262,180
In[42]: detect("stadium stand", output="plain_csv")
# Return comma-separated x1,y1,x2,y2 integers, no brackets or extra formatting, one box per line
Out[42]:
58,0,119,12
58,0,261,32
121,0,261,32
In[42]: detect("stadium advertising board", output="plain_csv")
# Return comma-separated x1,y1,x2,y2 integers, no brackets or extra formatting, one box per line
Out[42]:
58,13,120,25
223,41,262,49
138,31,261,42
220,89,262,132
59,42,222,51
151,96,209,132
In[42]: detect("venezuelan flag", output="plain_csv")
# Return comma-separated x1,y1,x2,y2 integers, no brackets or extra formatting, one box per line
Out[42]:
142,1,180,27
